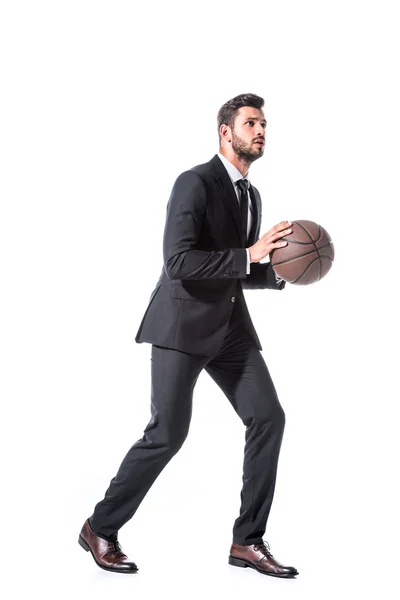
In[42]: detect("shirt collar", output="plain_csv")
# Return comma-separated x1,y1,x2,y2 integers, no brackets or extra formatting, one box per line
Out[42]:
217,152,250,189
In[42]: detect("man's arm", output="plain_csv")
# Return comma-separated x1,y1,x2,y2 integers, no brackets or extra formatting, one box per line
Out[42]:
242,261,286,290
163,170,248,280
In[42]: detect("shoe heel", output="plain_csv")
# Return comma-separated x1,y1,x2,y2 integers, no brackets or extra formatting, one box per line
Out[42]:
229,555,247,568
78,536,90,552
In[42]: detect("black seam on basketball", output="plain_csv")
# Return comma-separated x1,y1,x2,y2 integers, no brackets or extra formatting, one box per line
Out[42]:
271,241,332,266
291,255,332,284
295,221,317,245
276,223,324,247
313,226,323,279
316,224,323,244
291,222,322,281
278,239,315,246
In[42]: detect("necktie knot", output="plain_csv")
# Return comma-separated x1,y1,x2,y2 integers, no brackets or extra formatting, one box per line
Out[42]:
236,178,249,195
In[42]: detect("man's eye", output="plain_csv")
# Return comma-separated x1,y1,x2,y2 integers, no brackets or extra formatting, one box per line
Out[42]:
247,121,254,125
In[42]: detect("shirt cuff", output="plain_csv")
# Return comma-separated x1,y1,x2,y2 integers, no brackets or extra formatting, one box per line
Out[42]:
246,248,251,274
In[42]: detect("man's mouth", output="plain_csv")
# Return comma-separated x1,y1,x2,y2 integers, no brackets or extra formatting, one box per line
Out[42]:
254,140,265,146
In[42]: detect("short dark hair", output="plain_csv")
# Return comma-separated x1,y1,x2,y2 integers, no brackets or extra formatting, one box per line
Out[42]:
217,93,265,144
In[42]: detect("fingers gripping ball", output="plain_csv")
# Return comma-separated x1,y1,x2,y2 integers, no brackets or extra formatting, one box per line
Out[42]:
270,220,334,285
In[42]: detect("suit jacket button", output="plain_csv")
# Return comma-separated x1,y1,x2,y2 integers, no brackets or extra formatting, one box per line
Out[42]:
235,270,239,275
231,296,236,303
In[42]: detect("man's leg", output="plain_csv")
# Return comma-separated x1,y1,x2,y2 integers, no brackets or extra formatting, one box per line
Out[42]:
88,344,208,541
204,330,285,546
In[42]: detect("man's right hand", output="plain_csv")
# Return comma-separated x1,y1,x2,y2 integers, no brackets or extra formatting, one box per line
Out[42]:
249,221,292,263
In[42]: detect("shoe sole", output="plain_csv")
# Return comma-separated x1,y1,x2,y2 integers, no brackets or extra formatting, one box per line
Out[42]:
228,555,298,577
78,535,138,574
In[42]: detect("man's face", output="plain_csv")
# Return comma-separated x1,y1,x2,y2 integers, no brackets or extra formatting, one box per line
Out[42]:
230,106,266,163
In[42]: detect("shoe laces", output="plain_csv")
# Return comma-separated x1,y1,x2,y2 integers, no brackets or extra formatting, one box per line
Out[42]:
254,540,273,557
108,540,122,553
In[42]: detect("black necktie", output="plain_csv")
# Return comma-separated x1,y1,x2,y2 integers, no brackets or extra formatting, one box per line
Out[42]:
236,178,249,242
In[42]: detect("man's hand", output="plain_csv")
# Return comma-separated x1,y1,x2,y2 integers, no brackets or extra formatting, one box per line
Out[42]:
249,221,292,263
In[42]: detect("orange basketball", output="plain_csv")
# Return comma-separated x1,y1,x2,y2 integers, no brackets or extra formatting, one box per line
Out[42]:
270,220,334,285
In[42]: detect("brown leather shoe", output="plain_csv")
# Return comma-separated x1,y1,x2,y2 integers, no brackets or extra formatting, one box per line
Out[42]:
229,540,298,577
78,519,138,574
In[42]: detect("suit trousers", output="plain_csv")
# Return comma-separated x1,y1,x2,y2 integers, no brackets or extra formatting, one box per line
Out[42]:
88,300,286,546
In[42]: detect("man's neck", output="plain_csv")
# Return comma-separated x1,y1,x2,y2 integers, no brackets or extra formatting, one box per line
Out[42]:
219,149,250,178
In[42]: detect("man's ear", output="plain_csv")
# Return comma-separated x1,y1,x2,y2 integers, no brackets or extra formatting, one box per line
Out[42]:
220,124,232,143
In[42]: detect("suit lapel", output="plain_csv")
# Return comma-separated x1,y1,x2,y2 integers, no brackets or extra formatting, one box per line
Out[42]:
209,154,262,247
210,154,243,244
248,184,260,245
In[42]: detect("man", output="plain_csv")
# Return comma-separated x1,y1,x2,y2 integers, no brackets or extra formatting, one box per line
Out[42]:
78,93,298,578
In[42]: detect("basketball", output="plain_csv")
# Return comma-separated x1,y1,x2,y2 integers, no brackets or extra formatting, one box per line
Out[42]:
270,220,334,285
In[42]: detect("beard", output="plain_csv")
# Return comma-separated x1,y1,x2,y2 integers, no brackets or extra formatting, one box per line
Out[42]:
231,129,263,163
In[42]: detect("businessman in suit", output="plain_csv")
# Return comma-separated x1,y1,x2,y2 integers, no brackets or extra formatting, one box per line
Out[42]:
79,93,298,578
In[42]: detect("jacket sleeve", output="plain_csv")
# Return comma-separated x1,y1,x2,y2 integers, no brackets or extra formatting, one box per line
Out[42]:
163,170,247,280
241,262,286,290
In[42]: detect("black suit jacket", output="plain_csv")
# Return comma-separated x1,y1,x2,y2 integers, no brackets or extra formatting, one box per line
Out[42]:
135,154,285,356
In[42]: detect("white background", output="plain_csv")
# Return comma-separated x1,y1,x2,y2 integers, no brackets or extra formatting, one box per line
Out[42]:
1,1,399,598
